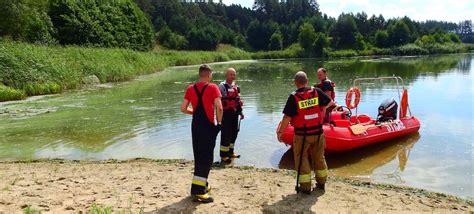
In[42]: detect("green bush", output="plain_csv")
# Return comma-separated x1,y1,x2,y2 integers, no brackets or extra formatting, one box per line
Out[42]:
23,82,62,96
416,35,436,46
357,47,392,56
187,25,222,50
330,14,359,49
216,45,252,60
465,44,474,51
375,30,389,48
314,33,329,56
447,32,462,43
299,23,317,56
157,27,188,50
253,43,305,59
233,34,248,49
391,44,429,55
0,85,26,102
49,0,154,51
361,43,468,56
387,20,410,47
327,49,358,58
355,33,367,50
269,31,283,50
425,43,468,54
0,0,56,45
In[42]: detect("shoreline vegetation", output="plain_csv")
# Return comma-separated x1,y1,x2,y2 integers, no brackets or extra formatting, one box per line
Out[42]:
0,159,472,213
1,40,472,102
0,41,250,102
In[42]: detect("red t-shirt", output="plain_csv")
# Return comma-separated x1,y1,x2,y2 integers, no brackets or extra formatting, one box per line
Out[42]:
184,82,222,123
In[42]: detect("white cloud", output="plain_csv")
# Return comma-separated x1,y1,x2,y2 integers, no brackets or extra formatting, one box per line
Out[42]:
221,0,254,8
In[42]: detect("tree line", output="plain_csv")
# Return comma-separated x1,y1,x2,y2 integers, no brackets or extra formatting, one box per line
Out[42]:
0,0,472,53
138,0,473,54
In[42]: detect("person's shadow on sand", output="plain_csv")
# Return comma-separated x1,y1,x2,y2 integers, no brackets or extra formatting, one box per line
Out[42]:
261,190,324,213
148,196,199,214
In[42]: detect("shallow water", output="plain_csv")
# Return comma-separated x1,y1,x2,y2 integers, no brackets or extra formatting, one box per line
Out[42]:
0,54,472,198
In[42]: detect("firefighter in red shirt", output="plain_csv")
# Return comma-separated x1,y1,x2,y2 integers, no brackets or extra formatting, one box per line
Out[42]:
219,68,244,163
181,64,223,203
277,71,334,194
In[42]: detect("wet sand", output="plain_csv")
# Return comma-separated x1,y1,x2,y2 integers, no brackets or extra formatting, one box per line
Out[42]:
0,159,472,213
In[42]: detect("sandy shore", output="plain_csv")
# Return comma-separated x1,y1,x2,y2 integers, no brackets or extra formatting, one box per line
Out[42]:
0,159,472,213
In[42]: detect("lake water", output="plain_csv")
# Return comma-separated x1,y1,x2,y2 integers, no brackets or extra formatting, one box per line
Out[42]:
0,54,472,198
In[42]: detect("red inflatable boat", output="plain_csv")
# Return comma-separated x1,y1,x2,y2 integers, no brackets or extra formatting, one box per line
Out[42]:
279,76,421,152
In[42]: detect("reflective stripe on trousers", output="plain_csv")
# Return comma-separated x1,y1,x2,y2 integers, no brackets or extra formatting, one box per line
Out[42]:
298,174,311,183
220,145,230,152
293,134,328,190
220,111,239,158
192,176,207,187
316,169,328,178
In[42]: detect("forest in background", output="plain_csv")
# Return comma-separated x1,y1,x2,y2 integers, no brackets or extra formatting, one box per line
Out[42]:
136,0,473,53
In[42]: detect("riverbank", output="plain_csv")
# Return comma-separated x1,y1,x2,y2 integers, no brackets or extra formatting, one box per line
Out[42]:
0,159,471,213
0,40,251,102
1,39,472,102
252,43,474,59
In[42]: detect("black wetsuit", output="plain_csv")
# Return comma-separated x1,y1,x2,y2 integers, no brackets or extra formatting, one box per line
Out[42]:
191,84,220,195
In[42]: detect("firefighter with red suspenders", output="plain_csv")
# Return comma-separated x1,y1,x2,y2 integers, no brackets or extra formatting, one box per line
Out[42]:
277,71,335,194
181,64,223,203
219,68,244,164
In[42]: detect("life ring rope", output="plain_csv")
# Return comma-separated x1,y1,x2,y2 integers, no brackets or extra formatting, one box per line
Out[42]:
345,87,361,109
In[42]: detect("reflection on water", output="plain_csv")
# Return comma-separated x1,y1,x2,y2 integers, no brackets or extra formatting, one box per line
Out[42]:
277,133,420,178
0,54,472,198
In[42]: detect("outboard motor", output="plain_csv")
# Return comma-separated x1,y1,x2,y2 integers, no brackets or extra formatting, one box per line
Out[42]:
377,98,398,122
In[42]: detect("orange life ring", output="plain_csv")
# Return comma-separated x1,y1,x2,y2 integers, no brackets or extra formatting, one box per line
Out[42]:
345,87,361,109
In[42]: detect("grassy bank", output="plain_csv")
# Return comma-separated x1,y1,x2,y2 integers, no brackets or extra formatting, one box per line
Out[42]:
252,43,474,59
1,39,472,102
0,40,251,102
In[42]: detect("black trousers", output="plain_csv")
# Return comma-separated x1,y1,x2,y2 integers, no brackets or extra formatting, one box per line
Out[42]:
220,111,239,158
191,118,219,195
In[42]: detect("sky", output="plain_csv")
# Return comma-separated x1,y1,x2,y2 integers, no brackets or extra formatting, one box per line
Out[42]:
220,0,473,22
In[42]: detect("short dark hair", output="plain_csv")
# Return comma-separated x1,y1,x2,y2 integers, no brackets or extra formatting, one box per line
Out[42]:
294,71,308,85
318,68,327,74
199,64,212,77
